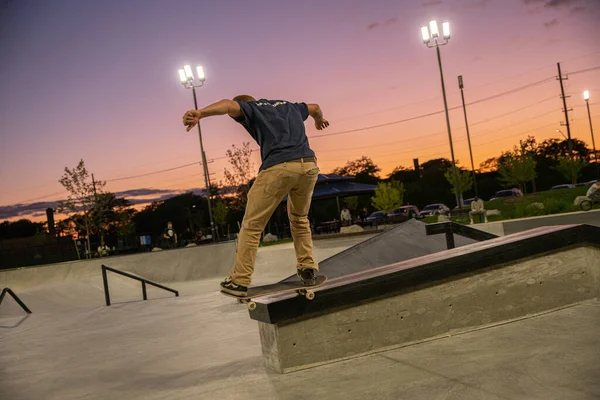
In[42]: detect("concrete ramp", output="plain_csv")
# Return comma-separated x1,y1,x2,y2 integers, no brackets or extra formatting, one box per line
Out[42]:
251,224,600,373
0,241,237,292
284,219,479,281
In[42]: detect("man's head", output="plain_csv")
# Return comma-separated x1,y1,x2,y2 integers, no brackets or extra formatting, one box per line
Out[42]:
167,221,173,229
233,95,256,103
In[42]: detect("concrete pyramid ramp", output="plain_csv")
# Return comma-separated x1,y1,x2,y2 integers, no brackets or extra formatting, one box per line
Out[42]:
285,219,478,281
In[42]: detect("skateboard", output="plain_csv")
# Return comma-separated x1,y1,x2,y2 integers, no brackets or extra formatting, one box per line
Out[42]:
221,275,327,310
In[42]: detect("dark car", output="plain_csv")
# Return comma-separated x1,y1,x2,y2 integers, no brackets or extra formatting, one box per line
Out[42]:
364,211,387,226
418,203,450,219
489,188,523,201
388,205,420,222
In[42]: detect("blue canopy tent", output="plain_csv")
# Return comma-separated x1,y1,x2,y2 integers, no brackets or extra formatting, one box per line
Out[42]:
281,174,377,217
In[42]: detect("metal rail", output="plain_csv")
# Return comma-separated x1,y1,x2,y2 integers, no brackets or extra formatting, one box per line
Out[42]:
425,221,498,249
101,264,179,306
0,288,32,314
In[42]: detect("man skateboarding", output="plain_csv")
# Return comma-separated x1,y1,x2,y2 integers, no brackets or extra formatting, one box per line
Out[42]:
182,95,330,297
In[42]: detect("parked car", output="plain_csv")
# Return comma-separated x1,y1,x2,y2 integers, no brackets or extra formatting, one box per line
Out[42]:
462,198,475,207
418,203,450,219
551,184,575,190
489,188,523,201
388,205,420,222
364,211,387,226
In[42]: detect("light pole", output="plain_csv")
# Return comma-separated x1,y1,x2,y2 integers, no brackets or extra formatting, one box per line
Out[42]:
421,20,461,208
584,90,599,178
458,75,478,198
178,64,216,242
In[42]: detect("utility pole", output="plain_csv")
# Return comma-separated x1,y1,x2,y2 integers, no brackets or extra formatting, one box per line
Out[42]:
557,63,573,157
458,75,478,198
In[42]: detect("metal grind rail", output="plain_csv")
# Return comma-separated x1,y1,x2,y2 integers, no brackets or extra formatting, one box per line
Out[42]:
101,264,179,306
0,288,32,314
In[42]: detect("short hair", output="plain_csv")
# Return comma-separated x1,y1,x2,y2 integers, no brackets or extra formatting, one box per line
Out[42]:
233,95,256,102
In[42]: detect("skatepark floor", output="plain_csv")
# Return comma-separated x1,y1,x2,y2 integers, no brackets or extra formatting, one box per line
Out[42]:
2,290,599,399
2,234,599,399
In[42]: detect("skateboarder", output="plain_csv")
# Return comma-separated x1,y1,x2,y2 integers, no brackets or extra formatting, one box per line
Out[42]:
182,95,330,297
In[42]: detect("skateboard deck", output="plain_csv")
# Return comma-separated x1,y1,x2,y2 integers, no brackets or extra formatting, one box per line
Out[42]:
221,275,327,310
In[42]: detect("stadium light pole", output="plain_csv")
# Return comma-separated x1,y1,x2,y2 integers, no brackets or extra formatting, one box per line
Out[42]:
178,64,216,242
584,90,599,178
421,20,461,208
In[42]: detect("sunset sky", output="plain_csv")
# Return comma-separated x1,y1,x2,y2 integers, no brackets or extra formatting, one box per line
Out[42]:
1,0,599,221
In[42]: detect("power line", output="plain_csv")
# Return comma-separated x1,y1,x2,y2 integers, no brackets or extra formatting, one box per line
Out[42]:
106,161,202,183
309,77,555,140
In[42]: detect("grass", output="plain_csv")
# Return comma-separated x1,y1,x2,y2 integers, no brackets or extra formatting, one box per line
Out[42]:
425,185,593,224
259,237,294,247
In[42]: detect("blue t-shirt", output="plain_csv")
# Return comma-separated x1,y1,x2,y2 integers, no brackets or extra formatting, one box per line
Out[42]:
232,99,316,171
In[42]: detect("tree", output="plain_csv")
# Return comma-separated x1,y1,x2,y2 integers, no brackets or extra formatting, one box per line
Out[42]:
332,156,381,184
371,182,404,214
223,142,256,208
498,153,537,193
444,166,473,197
57,159,107,256
343,196,358,214
94,193,135,236
213,200,229,235
554,156,588,185
0,219,45,239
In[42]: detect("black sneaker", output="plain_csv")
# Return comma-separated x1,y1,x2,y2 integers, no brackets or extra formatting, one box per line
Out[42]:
220,277,248,297
297,268,316,286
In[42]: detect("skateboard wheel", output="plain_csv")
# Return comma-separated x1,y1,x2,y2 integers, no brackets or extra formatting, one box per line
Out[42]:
237,299,244,304
248,302,257,311
305,291,315,300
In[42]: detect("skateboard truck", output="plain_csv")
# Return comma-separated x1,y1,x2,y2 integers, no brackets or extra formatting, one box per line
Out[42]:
242,287,317,311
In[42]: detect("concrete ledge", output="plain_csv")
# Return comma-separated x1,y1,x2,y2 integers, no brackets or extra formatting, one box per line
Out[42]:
250,224,600,373
259,245,600,373
473,209,600,236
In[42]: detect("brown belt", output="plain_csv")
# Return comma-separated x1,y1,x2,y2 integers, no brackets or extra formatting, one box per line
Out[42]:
287,157,317,163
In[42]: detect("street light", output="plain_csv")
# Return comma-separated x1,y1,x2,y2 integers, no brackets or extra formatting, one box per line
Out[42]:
421,20,461,208
178,64,216,242
458,75,478,198
583,90,599,177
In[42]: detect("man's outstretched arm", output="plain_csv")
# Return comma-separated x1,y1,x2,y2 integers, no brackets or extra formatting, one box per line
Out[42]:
307,103,329,131
183,100,243,131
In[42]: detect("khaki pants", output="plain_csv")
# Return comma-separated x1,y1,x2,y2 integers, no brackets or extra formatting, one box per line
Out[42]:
229,159,319,286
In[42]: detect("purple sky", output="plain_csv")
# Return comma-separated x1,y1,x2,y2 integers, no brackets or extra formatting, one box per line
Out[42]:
1,0,599,221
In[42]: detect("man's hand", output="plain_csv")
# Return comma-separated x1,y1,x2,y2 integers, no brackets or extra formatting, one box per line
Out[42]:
315,118,330,131
183,110,201,132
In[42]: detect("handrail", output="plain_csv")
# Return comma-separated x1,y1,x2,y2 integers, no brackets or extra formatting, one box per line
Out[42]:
101,264,179,306
0,288,32,314
425,221,498,249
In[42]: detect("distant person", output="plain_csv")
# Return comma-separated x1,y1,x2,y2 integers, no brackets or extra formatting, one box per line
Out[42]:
469,197,488,224
98,241,110,257
163,222,178,249
586,180,600,203
340,207,352,226
182,95,329,297
360,207,369,222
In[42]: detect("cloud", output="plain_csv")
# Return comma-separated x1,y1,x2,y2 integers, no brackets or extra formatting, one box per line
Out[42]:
0,185,241,220
570,5,586,12
367,17,397,31
422,0,443,7
524,0,578,6
544,18,559,27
